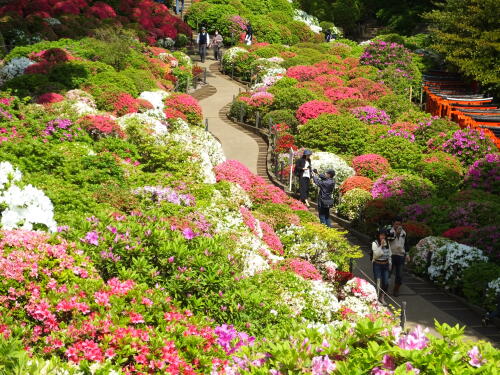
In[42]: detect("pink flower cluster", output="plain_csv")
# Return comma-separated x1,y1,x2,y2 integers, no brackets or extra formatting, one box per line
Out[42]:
324,87,363,102
286,65,322,82
214,160,307,211
296,100,339,124
352,154,391,179
36,92,65,105
464,153,499,193
279,258,322,280
259,221,284,255
380,129,415,142
350,106,390,125
248,91,274,107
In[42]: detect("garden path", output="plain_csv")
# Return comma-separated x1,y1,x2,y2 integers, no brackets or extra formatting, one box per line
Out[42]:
192,57,499,345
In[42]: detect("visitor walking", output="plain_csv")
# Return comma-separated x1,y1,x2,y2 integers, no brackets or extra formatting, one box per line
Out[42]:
294,149,312,206
312,169,335,227
387,217,409,297
324,29,331,42
245,23,253,45
175,0,184,15
197,27,210,63
210,30,223,61
371,229,392,305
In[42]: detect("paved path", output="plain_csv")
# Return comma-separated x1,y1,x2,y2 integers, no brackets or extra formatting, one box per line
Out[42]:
196,60,260,174
191,57,499,345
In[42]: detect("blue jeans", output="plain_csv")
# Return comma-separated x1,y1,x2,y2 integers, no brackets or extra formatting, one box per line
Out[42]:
373,262,390,292
318,206,332,227
176,0,184,14
391,255,405,285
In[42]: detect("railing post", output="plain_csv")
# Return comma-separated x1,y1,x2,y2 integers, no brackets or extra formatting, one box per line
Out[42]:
400,301,407,329
205,118,208,132
239,107,245,123
203,68,207,84
255,111,260,128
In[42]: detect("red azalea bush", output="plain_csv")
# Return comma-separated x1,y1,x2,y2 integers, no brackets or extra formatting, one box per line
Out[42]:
78,115,125,140
87,1,116,19
164,93,202,126
275,133,297,153
324,87,362,102
0,230,225,373
165,107,187,121
391,121,419,133
278,258,322,280
442,226,475,242
286,65,321,82
36,92,65,105
215,160,307,211
402,220,432,239
352,154,391,179
347,77,391,101
314,74,344,88
112,93,140,116
296,100,339,124
340,176,373,195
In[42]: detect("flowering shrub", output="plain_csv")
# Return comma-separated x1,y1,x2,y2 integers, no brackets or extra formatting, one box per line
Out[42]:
340,176,373,194
347,77,390,101
275,133,298,153
278,258,322,280
361,40,413,74
391,121,419,133
215,160,307,210
324,86,362,102
314,74,344,88
380,129,415,142
248,91,274,107
352,154,391,179
350,106,391,125
440,129,494,166
372,173,435,205
309,151,355,189
463,226,500,261
442,226,475,241
402,220,432,239
464,153,500,194
417,152,464,196
296,100,338,124
112,93,140,116
368,136,422,170
0,162,57,232
36,92,65,105
337,188,372,221
78,115,125,140
410,236,452,275
286,65,321,81
164,93,202,126
428,241,488,290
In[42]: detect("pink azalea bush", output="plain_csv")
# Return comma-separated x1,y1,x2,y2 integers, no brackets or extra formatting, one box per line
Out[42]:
278,258,321,280
36,92,65,105
286,65,321,82
164,93,202,126
350,106,390,125
464,153,499,194
324,87,363,102
215,160,307,210
296,100,339,124
372,173,435,205
248,92,274,107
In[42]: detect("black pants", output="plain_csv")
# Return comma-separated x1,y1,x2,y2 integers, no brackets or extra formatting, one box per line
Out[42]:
299,177,310,201
199,44,207,62
391,254,405,284
214,46,221,60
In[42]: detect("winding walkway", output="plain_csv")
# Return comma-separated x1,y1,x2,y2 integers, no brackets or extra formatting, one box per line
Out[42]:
193,59,499,345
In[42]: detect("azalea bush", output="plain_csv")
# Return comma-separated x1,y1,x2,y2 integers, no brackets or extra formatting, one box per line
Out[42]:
340,176,373,194
372,173,435,206
417,151,464,196
337,188,372,221
296,100,338,124
368,136,422,170
352,154,391,179
464,153,500,194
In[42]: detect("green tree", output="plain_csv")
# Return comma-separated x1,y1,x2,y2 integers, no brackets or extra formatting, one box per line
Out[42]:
424,0,500,91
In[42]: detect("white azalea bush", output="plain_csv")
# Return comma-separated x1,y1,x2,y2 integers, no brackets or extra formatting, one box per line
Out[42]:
222,47,248,67
409,236,452,275
0,57,34,84
427,241,489,290
310,151,355,191
0,161,57,231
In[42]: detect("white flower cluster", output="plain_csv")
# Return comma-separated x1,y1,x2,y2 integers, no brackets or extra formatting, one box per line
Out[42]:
428,241,488,289
411,236,452,274
0,57,34,84
158,53,179,68
157,37,175,49
65,89,97,115
293,9,322,34
222,47,248,67
44,17,61,25
307,280,340,321
174,51,192,69
117,111,169,140
309,152,355,188
487,278,500,295
139,90,170,111
0,162,57,232
343,277,378,302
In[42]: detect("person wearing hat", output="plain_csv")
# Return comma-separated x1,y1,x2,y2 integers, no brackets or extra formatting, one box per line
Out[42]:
294,149,313,206
312,169,335,227
197,27,210,63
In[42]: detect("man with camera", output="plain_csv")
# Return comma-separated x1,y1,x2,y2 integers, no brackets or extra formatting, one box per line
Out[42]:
312,169,335,227
387,217,409,297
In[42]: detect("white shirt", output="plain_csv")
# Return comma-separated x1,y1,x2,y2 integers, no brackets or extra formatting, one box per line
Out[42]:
302,161,311,178
389,228,406,256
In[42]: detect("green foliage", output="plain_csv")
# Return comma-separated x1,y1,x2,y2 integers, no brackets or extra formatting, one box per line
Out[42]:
3,74,50,97
425,0,500,93
263,109,299,133
297,113,370,155
49,60,114,89
462,262,500,308
375,93,417,120
368,136,422,170
417,152,464,196
413,117,460,147
187,3,238,36
337,188,373,221
268,86,320,110
332,0,362,34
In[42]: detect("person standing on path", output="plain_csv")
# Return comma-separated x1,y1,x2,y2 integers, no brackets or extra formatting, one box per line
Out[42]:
387,217,409,297
312,169,335,227
371,230,392,305
324,29,332,42
245,23,253,45
197,27,210,63
175,0,184,14
210,30,224,61
294,149,312,206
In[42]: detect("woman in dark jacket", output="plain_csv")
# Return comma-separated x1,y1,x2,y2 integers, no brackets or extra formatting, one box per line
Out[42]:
294,149,312,206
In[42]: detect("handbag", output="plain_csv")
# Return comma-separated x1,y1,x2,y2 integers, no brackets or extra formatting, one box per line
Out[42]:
320,197,334,208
